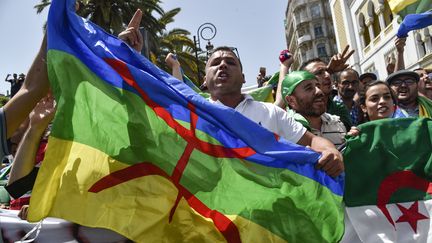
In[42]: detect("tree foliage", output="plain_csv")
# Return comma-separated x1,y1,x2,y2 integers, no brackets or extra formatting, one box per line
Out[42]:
35,0,205,85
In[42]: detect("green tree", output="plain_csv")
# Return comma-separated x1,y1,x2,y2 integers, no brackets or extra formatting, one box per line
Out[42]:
35,0,205,85
151,8,205,85
0,96,9,107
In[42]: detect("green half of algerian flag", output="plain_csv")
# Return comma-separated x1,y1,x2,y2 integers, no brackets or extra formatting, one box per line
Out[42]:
343,118,432,242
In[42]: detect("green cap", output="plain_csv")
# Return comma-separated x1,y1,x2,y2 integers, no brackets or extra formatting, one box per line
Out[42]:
281,71,317,99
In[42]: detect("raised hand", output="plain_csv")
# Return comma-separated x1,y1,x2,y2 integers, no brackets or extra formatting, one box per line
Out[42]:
395,37,406,53
29,93,56,131
165,53,181,70
118,9,143,52
165,53,183,81
279,49,294,67
327,45,355,73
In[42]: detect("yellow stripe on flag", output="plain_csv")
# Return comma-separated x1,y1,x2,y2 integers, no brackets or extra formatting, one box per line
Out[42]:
419,104,430,118
388,0,419,14
28,137,286,242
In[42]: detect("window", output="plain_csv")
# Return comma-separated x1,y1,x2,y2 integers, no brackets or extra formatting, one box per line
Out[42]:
368,2,381,36
314,24,324,37
383,0,393,27
311,4,321,18
372,13,381,36
416,32,426,58
424,28,432,54
359,13,371,47
317,44,327,57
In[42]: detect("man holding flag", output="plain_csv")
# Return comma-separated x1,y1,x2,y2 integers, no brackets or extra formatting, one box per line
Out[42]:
120,12,344,177
18,0,347,242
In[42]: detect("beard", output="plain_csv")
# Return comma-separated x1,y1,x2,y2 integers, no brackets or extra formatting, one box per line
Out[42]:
341,89,356,99
296,96,326,117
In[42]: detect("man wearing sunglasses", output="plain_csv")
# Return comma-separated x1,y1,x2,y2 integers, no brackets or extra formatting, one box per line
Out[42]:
386,70,432,118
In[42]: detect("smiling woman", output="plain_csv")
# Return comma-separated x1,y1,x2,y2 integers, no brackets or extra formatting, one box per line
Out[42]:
359,81,399,122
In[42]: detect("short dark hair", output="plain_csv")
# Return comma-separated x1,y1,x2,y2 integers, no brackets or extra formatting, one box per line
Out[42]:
299,58,326,71
337,68,360,83
208,46,243,71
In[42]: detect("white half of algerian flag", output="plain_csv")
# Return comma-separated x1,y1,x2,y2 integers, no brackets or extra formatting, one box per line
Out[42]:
342,199,432,242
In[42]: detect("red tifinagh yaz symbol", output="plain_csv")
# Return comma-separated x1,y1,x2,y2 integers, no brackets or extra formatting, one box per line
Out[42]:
88,59,256,242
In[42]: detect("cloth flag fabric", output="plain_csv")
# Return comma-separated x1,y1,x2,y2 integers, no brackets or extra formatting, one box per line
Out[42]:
397,11,432,38
388,0,432,19
27,0,345,242
342,118,432,243
244,71,279,103
419,95,432,118
387,0,432,37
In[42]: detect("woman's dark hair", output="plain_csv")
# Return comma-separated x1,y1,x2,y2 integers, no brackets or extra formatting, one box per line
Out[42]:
357,80,398,124
359,80,398,106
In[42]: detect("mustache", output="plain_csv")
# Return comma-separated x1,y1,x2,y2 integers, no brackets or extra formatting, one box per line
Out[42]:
313,93,325,101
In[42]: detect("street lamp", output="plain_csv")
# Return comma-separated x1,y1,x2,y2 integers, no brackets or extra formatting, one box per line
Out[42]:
193,23,217,83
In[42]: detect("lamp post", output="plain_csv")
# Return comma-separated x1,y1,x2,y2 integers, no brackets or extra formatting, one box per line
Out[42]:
193,23,217,83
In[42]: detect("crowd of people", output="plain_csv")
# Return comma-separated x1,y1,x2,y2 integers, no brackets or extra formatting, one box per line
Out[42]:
0,6,431,235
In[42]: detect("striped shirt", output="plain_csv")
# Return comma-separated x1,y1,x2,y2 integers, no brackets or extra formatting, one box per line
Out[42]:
310,113,346,147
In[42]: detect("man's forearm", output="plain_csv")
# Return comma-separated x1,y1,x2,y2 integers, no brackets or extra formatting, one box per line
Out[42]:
171,65,183,82
4,35,49,138
7,125,45,185
395,51,405,72
309,134,337,152
274,64,289,108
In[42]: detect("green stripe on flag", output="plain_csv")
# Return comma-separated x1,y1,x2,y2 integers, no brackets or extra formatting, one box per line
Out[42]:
389,0,432,18
49,50,199,175
48,49,344,242
344,118,432,207
182,149,344,242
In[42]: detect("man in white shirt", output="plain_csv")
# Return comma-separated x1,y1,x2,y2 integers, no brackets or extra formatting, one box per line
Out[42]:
204,47,344,177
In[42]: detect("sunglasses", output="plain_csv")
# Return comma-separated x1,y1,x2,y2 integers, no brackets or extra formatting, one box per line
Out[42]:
390,78,416,87
340,80,359,86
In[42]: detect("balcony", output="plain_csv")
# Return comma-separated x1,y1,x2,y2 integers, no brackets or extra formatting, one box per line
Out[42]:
291,0,308,11
293,15,310,30
305,50,314,60
298,34,312,46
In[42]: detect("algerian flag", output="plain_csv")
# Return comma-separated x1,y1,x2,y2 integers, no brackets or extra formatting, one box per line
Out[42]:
342,118,432,243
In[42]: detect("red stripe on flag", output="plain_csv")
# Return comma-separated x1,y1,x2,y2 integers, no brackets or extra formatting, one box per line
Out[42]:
104,58,255,159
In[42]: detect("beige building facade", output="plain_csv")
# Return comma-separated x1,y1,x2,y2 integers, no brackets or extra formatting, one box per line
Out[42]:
330,0,432,79
285,0,338,70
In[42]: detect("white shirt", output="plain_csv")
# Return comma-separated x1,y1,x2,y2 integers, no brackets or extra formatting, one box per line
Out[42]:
209,95,306,143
